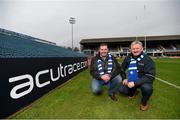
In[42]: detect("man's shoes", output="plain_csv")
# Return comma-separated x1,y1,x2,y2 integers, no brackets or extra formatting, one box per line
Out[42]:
140,103,149,111
109,94,118,101
128,90,139,100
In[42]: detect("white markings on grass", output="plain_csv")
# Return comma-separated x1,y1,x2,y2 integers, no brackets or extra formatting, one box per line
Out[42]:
156,77,180,90
146,74,180,90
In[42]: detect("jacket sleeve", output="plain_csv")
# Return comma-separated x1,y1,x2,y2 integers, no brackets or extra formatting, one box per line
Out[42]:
90,57,101,80
121,56,129,80
135,56,156,85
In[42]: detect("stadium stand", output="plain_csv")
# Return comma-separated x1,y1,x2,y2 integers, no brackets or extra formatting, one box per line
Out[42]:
0,28,86,58
80,35,180,57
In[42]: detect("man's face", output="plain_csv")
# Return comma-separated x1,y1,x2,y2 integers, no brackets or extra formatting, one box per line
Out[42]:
131,44,143,57
99,45,108,57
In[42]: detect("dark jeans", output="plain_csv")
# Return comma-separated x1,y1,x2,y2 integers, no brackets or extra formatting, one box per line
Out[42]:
119,82,153,105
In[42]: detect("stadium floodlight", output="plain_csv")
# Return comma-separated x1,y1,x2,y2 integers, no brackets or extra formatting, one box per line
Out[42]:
69,17,76,50
144,35,146,52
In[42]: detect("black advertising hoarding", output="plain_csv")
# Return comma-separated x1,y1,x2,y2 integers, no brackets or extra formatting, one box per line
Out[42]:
0,57,87,118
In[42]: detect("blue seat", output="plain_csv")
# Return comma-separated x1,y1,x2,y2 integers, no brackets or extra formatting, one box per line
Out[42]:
0,29,86,58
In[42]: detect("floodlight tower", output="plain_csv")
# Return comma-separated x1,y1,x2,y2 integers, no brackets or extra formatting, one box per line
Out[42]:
69,17,76,50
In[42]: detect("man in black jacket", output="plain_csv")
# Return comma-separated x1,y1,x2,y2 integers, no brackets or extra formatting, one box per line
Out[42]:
120,40,156,111
90,43,122,101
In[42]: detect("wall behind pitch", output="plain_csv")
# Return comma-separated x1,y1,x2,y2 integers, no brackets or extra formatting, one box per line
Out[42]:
0,57,87,118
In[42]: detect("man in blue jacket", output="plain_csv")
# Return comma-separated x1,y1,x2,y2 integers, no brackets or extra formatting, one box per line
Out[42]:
120,40,156,111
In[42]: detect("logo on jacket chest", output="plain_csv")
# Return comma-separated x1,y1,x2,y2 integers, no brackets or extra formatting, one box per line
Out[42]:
138,62,144,66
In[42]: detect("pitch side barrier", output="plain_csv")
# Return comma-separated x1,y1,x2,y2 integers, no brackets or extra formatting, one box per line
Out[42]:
0,57,87,118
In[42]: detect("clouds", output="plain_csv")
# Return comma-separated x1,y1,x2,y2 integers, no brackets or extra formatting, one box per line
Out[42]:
0,0,179,48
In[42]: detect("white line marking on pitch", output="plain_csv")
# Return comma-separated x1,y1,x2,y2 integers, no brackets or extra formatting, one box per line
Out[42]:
156,77,180,90
146,74,180,90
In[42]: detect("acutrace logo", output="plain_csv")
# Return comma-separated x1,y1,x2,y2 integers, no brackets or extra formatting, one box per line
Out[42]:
9,61,87,99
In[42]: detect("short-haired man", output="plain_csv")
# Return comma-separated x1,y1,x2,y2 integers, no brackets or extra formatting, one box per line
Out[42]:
120,40,156,111
90,43,122,101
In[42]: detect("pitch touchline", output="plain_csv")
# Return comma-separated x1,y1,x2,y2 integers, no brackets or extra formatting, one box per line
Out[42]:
146,74,180,90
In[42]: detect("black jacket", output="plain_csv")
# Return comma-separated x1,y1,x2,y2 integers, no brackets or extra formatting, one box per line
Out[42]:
90,53,122,80
121,52,156,85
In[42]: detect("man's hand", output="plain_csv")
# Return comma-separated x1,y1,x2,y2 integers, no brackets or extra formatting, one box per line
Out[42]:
101,74,111,83
122,79,135,88
128,82,135,88
122,79,128,85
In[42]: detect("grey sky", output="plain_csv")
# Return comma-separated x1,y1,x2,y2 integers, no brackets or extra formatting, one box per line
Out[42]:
0,0,179,48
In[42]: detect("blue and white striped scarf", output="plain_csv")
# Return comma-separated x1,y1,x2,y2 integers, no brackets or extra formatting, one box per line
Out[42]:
97,53,113,76
97,53,113,87
128,54,144,82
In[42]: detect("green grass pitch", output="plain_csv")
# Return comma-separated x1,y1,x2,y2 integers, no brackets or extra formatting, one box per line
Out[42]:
10,58,180,119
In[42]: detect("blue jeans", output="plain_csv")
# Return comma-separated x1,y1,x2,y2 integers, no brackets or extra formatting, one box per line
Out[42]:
91,74,122,95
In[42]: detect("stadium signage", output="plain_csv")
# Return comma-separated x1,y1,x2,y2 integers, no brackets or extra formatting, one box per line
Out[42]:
9,61,87,99
0,57,87,118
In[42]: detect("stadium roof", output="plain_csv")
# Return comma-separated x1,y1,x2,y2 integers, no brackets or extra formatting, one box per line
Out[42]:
80,35,180,44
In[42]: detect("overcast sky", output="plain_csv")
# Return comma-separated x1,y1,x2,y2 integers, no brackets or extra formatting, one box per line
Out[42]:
0,0,180,48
